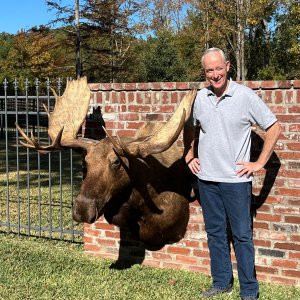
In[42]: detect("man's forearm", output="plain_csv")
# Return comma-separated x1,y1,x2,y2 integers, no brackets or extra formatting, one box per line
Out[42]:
256,121,281,167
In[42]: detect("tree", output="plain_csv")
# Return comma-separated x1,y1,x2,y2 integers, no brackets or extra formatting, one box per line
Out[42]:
0,29,67,85
144,31,186,82
47,0,142,82
186,0,280,80
270,0,300,79
138,0,190,34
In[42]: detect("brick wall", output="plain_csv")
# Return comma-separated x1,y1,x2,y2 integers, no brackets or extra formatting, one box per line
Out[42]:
83,80,300,287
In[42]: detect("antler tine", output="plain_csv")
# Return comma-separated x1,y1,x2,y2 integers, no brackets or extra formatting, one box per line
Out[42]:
16,123,35,147
42,103,50,117
125,89,196,158
139,108,186,158
116,133,140,156
16,123,64,153
102,126,124,155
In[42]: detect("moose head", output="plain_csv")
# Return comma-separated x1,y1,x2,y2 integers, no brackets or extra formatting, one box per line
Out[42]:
17,77,197,248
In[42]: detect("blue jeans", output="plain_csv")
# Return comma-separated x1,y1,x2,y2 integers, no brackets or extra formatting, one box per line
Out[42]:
198,180,259,298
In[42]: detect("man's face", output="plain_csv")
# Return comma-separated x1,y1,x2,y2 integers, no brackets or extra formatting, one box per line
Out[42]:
202,52,230,96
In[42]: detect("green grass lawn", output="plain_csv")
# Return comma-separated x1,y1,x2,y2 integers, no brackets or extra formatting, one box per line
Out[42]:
0,233,299,300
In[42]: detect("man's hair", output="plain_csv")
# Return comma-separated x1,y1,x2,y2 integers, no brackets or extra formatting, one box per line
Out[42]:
201,48,227,68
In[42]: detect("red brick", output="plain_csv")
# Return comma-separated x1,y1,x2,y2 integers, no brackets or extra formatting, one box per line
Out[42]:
94,222,116,230
84,228,100,236
176,82,189,90
119,113,139,121
272,259,298,269
161,262,183,269
289,251,300,259
105,231,120,238
253,222,270,229
261,81,278,89
95,238,117,246
127,122,145,129
255,213,282,222
282,269,300,278
292,80,300,88
288,105,300,113
115,130,135,137
193,249,210,258
285,90,295,103
111,91,118,103
289,124,300,132
262,90,273,103
278,80,292,89
143,260,161,268
150,82,162,90
285,215,300,224
162,82,176,90
274,91,284,103
128,105,151,112
256,265,278,274
89,83,101,90
291,234,300,242
127,92,135,102
175,254,198,265
100,83,113,90
269,276,297,286
125,83,137,90
84,244,102,252
112,83,124,90
277,188,300,197
274,242,300,251
244,81,261,90
183,240,200,248
137,82,150,90
136,93,143,103
276,114,300,123
270,105,285,113
83,236,94,243
152,252,172,260
278,152,300,160
254,239,271,247
274,206,300,214
167,246,191,255
279,169,300,178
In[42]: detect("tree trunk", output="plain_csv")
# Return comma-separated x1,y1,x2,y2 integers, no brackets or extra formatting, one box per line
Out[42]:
75,0,81,78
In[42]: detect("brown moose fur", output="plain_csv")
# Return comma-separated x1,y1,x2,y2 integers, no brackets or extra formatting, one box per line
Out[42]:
72,123,192,249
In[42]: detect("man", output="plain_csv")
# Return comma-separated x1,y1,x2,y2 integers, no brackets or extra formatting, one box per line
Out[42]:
184,48,281,300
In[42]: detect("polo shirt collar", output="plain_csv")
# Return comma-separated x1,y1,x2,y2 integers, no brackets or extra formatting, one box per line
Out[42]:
206,78,236,98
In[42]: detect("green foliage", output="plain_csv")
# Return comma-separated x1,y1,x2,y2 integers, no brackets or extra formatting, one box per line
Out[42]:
0,1,298,82
256,64,287,80
0,233,299,299
144,32,187,82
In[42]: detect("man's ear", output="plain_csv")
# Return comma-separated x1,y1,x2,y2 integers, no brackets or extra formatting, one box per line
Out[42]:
226,61,230,72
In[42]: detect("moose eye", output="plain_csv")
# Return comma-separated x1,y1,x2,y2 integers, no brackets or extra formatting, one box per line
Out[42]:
111,157,121,168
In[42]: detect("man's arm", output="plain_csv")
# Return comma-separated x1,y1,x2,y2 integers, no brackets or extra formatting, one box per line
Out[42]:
236,121,281,177
183,124,201,175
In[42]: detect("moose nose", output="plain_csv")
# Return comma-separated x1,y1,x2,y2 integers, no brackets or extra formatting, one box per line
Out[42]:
72,195,98,223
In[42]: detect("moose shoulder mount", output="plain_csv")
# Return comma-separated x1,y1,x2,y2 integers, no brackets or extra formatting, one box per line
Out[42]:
17,77,197,249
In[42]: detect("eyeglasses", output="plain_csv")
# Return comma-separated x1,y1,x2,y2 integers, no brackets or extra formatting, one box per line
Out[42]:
204,62,229,75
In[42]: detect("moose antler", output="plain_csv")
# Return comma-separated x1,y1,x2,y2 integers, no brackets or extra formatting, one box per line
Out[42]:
104,89,197,158
16,77,92,153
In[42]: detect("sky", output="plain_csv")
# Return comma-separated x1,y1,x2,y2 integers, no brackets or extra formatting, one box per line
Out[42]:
0,0,73,34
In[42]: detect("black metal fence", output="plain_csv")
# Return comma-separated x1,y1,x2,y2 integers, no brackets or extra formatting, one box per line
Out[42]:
0,78,84,242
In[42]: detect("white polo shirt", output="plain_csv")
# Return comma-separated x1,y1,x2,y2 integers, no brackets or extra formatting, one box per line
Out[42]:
193,79,277,183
